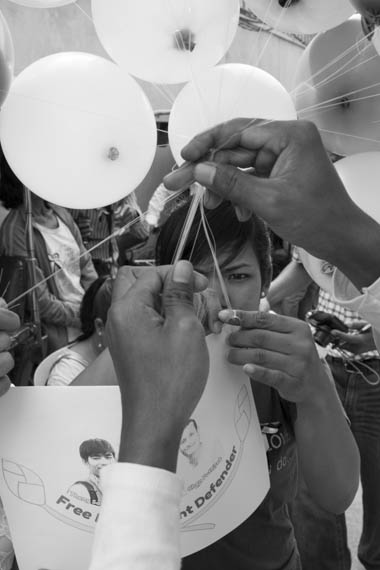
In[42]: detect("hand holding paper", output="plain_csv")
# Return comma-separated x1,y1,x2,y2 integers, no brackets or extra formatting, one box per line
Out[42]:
221,309,328,404
0,298,19,397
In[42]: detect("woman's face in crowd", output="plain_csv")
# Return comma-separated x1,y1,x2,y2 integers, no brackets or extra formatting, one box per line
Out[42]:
194,243,263,312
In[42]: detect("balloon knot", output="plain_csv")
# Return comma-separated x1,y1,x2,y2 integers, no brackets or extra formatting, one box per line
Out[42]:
278,0,300,7
174,29,196,52
361,14,380,40
340,97,350,110
108,147,120,161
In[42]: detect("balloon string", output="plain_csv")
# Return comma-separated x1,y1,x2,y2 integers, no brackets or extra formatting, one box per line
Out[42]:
300,92,380,120
255,0,289,68
318,128,380,145
6,186,188,311
150,83,176,107
171,184,204,265
74,2,94,25
290,27,375,98
296,78,380,116
169,183,232,311
251,0,279,60
77,0,177,112
226,0,288,124
299,81,380,113
199,197,232,310
296,51,379,104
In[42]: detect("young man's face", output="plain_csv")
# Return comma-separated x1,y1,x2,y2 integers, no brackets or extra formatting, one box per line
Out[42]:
86,452,115,477
194,243,263,312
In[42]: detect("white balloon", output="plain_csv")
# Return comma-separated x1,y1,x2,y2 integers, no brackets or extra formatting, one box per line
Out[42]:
335,152,380,223
245,0,354,34
91,0,240,84
299,152,380,292
372,26,380,55
169,63,297,165
293,15,380,155
0,52,157,209
8,0,75,7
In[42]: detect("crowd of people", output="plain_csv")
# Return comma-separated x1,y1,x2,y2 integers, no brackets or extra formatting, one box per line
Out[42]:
1,118,380,570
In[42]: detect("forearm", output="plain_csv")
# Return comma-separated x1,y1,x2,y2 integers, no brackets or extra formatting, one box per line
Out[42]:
317,204,380,291
70,349,117,386
267,260,311,306
294,370,359,514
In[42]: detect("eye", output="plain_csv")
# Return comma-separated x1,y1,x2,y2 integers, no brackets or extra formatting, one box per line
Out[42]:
227,273,250,281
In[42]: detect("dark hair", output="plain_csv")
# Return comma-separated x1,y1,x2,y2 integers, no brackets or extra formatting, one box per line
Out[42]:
79,438,115,462
78,277,113,341
156,199,272,289
0,145,24,209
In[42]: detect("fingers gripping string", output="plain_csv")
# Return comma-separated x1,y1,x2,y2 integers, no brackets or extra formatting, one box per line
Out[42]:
199,194,232,311
170,182,232,312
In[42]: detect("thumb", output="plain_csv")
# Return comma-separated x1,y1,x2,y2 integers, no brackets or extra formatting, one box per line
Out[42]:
162,260,196,321
193,161,271,213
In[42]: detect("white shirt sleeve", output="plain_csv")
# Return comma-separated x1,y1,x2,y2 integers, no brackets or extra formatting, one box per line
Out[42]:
89,463,183,570
332,269,380,351
146,184,173,227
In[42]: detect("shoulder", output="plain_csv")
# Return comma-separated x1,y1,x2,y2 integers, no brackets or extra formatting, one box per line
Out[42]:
47,349,88,386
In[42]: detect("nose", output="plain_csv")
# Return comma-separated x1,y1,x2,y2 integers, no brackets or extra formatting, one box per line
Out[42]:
208,277,228,309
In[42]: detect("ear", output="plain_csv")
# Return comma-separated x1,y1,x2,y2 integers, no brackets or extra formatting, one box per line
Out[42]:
94,318,105,335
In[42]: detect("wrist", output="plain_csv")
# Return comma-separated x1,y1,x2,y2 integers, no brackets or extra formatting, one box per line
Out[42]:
118,417,182,473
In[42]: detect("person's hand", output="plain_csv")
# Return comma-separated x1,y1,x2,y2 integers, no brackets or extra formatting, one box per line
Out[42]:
0,299,20,396
194,288,223,335
164,119,380,290
331,323,376,355
219,308,330,404
107,261,209,472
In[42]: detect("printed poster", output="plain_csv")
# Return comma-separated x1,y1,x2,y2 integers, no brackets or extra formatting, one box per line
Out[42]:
0,328,270,569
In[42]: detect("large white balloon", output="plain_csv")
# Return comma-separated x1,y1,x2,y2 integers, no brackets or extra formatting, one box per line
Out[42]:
0,52,157,209
293,15,380,156
169,63,297,165
0,10,14,107
245,0,354,35
300,152,380,292
91,0,240,84
8,0,75,7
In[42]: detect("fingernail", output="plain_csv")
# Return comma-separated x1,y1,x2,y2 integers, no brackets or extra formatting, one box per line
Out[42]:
194,162,217,187
218,309,241,326
203,189,223,210
244,364,255,376
219,309,233,322
173,260,193,284
235,206,251,222
163,163,194,187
